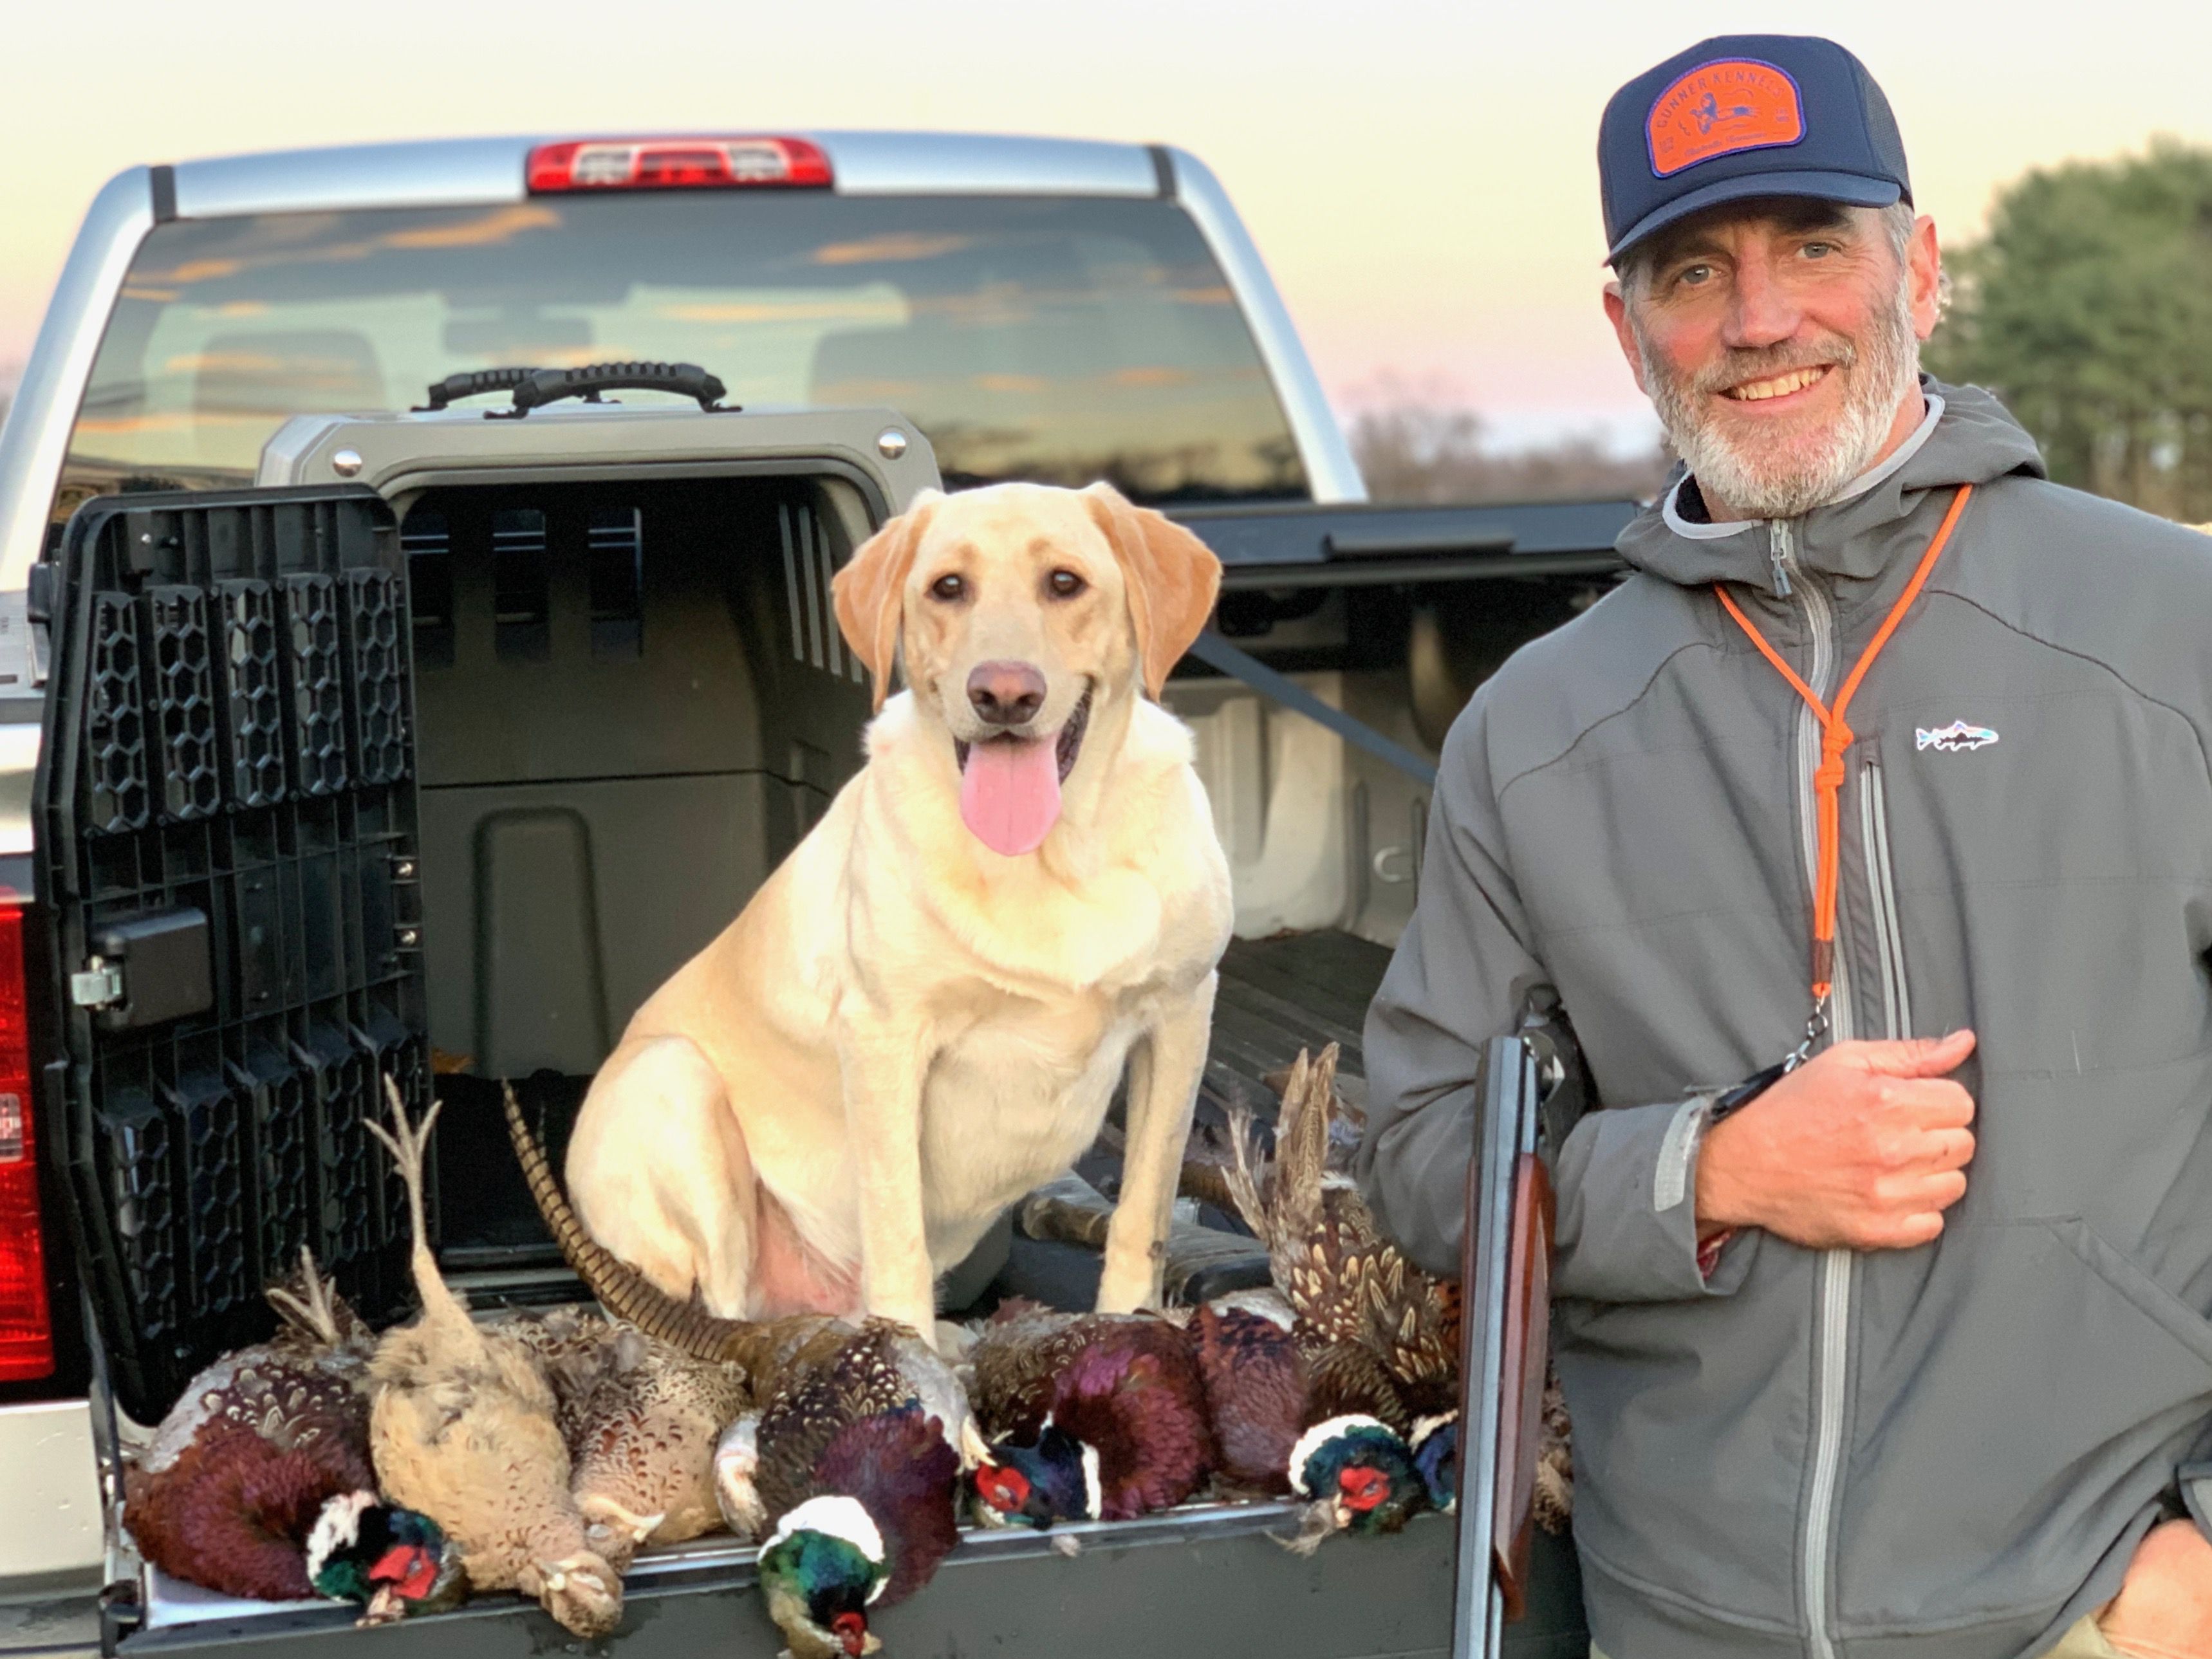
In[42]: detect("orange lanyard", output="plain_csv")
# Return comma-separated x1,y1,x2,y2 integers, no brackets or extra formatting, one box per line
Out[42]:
1713,485,1973,1012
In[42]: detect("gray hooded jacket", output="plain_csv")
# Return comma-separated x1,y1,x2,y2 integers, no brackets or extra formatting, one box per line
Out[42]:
1359,382,2212,1659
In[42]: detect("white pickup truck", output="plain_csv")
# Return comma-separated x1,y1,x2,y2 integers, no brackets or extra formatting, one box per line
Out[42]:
0,130,1632,1659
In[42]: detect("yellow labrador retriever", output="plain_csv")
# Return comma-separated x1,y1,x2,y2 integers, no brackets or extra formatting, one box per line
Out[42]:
564,481,1232,1341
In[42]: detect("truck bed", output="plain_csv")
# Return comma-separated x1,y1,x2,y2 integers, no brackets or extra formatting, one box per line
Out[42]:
1206,929,1389,1117
28,448,1624,1659
125,1503,1586,1659
108,923,1589,1659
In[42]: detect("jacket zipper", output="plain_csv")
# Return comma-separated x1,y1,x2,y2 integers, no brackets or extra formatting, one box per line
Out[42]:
1772,517,1854,1659
1860,759,1912,1041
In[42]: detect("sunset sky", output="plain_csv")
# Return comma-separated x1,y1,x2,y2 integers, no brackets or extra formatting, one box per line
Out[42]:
6,0,2211,453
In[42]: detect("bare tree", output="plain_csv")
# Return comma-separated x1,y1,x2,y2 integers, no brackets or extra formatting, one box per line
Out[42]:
1349,402,1671,505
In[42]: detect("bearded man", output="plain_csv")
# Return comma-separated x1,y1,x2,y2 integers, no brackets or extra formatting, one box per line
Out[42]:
1359,33,2212,1659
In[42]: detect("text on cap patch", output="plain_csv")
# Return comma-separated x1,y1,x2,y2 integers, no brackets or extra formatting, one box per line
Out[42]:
1646,59,1806,178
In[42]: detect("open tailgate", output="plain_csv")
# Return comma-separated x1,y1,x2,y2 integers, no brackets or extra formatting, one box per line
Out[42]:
32,486,430,1425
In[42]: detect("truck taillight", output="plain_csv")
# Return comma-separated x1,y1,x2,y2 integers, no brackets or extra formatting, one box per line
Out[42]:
0,900,53,1382
526,136,833,193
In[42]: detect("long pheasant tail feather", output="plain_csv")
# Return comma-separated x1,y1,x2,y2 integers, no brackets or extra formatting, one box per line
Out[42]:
1273,1044,1338,1247
499,1083,782,1371
371,1077,467,1329
1285,1045,1338,1191
1220,1104,1270,1241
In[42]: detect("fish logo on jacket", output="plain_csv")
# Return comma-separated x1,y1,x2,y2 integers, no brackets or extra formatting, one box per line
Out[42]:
1915,721,2000,753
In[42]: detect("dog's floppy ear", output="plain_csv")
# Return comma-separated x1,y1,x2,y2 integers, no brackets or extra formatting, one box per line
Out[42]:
1082,481,1222,700
833,490,942,712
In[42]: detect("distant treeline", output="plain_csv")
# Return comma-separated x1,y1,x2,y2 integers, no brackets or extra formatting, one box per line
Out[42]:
1350,404,1672,506
1358,140,2212,522
1928,138,2212,524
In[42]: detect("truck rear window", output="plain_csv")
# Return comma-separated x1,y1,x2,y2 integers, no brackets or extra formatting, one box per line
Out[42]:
59,194,1306,516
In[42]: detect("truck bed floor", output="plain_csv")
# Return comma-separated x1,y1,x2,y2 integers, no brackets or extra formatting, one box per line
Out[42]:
1205,929,1391,1119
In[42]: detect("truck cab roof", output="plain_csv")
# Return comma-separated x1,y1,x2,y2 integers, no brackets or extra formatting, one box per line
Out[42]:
0,131,1363,653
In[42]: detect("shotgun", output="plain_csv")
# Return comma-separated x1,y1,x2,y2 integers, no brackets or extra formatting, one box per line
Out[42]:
1451,1002,1583,1659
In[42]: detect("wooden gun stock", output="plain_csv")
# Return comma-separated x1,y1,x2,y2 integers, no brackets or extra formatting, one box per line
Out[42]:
1493,1150,1556,1618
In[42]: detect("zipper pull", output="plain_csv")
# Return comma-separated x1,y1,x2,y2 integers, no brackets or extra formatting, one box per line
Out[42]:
1768,521,1794,598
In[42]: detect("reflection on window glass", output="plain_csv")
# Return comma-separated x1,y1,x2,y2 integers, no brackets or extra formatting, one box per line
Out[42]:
63,195,1305,517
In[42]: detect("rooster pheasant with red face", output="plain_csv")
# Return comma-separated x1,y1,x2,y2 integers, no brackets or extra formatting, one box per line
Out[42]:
503,1093,970,1657
963,1302,1216,1530
714,1322,964,1659
1221,1044,1572,1533
122,1251,462,1623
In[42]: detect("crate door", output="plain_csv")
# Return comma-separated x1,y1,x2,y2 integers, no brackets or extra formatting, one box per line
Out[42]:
32,487,427,1422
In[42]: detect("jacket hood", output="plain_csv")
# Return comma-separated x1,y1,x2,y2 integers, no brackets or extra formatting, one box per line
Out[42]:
1617,378,2047,590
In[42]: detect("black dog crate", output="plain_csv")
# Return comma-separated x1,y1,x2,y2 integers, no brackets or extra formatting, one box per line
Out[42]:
33,487,428,1423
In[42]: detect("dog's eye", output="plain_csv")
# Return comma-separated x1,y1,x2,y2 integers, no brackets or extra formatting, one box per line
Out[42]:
930,573,965,602
1047,570,1086,599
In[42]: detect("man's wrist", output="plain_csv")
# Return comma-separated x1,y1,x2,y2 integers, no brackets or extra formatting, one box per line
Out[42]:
1695,1112,1757,1238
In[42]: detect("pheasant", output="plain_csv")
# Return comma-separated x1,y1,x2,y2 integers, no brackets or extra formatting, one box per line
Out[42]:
1187,1299,1429,1545
503,1091,969,1654
122,1250,462,1624
501,1307,750,1570
367,1080,623,1639
503,1086,976,1465
1224,1044,1460,1412
1222,1045,1572,1535
963,1302,1216,1528
495,1304,616,1449
715,1322,963,1659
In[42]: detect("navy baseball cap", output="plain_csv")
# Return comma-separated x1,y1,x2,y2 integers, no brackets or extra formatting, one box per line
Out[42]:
1600,35,1911,263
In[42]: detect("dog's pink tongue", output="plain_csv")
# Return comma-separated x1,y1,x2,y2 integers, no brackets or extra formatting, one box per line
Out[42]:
959,737,1061,856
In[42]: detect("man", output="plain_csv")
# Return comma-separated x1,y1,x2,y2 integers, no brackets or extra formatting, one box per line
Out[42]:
1358,33,2212,1659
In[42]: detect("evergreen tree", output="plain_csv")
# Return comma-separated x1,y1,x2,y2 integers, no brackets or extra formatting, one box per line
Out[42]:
1928,140,2212,522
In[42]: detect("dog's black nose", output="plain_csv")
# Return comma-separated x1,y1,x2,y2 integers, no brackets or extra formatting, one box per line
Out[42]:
967,661,1046,727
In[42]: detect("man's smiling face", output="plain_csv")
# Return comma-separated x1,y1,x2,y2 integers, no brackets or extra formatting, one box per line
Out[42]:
1604,198,1943,521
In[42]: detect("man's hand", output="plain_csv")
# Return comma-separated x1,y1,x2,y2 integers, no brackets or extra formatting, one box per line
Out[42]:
2098,1517,2212,1658
1695,1030,1976,1251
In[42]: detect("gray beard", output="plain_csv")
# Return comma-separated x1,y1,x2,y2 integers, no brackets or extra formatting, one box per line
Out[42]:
1635,281,1921,521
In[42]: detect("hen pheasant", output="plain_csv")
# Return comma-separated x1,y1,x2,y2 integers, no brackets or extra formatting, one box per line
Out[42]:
502,1306,750,1570
503,1090,967,1655
367,1080,623,1638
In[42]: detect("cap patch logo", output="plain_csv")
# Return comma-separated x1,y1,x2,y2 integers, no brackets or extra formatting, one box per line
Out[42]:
1648,59,1805,178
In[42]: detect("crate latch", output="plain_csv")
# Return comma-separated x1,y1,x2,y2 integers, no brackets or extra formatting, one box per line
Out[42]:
70,958,124,1010
75,909,214,1030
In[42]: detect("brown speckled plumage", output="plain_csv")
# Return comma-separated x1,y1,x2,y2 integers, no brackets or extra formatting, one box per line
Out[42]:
753,1324,929,1523
1534,1376,1574,1536
718,1317,972,1534
499,1310,750,1569
1300,1335,1413,1436
1218,1045,1575,1529
1224,1046,1462,1416
965,1302,1144,1443
367,1082,622,1639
